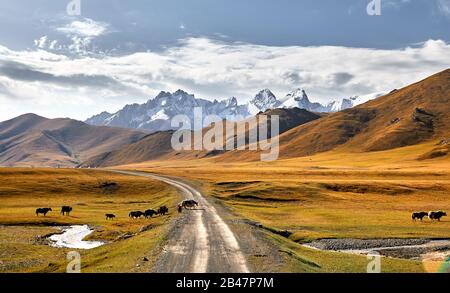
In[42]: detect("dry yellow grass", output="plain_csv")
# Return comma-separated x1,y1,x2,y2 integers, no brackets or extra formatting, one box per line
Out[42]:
1,139,449,272
0,168,181,272
115,140,450,272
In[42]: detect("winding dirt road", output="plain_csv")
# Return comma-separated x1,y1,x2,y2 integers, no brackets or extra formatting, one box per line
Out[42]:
113,170,250,273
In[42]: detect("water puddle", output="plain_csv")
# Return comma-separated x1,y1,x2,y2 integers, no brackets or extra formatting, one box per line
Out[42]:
49,225,105,249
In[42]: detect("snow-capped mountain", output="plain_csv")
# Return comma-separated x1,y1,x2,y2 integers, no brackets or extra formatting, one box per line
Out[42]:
279,89,384,112
86,89,383,132
324,92,385,112
85,90,251,132
280,89,329,112
247,89,282,115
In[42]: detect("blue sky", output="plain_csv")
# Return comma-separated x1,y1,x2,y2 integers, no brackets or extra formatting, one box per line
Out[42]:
1,0,449,50
0,0,449,121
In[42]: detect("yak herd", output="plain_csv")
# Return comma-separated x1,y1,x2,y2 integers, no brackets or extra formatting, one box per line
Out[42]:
412,211,447,222
35,205,170,220
36,204,447,223
35,199,200,220
128,206,169,219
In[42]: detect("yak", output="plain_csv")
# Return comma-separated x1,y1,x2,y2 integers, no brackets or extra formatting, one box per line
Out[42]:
178,200,199,212
144,209,158,219
129,211,144,219
412,211,428,221
429,211,447,221
36,208,52,216
105,214,116,220
158,206,169,216
61,206,73,216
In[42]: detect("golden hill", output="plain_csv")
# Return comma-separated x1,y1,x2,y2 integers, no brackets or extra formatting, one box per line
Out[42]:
216,68,450,162
274,68,449,159
0,114,146,167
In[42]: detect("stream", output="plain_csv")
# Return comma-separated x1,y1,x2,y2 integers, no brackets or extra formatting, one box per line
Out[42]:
49,225,105,249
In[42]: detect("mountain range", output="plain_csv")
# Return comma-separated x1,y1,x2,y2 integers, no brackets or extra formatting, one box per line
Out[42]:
1,69,448,168
85,89,383,132
83,69,450,167
82,108,323,167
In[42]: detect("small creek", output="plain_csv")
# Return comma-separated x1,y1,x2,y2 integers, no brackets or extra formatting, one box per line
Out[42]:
303,239,450,262
49,225,105,249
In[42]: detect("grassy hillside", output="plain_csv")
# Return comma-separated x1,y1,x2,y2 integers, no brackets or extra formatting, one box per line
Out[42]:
216,68,450,161
0,114,146,168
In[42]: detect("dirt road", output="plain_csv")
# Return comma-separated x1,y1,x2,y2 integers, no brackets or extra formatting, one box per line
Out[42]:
113,170,251,273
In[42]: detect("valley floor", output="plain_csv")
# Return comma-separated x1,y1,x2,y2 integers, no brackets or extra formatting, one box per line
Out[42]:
117,142,450,273
0,168,181,272
1,141,449,273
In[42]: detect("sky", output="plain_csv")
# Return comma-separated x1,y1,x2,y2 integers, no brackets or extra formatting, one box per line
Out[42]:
0,0,449,121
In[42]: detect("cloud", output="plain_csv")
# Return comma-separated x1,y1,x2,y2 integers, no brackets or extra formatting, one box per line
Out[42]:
330,72,354,85
437,0,450,17
34,36,48,49
0,37,449,122
0,60,123,89
56,18,110,37
34,18,112,54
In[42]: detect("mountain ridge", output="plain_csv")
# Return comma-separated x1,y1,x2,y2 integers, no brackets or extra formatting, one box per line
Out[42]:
83,68,450,166
0,114,147,167
85,88,379,132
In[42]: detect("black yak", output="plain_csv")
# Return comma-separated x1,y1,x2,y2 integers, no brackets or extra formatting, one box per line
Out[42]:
144,209,158,219
36,208,52,216
129,211,144,219
429,211,447,221
105,214,116,220
61,206,73,216
157,206,169,216
412,211,428,221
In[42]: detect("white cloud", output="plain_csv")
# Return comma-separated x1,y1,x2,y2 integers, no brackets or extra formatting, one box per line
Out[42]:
48,40,58,50
0,37,449,122
41,18,112,54
57,18,110,37
34,36,48,49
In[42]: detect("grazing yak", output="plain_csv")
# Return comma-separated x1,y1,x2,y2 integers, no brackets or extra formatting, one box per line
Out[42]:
412,211,428,221
60,206,73,216
36,208,52,216
105,214,116,220
129,211,144,219
158,206,169,216
144,209,158,219
429,211,447,221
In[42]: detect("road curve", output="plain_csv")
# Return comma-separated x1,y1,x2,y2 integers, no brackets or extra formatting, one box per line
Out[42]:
112,170,250,273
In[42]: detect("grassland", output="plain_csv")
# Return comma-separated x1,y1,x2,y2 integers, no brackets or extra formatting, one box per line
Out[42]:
119,140,450,272
1,140,449,273
0,168,180,273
